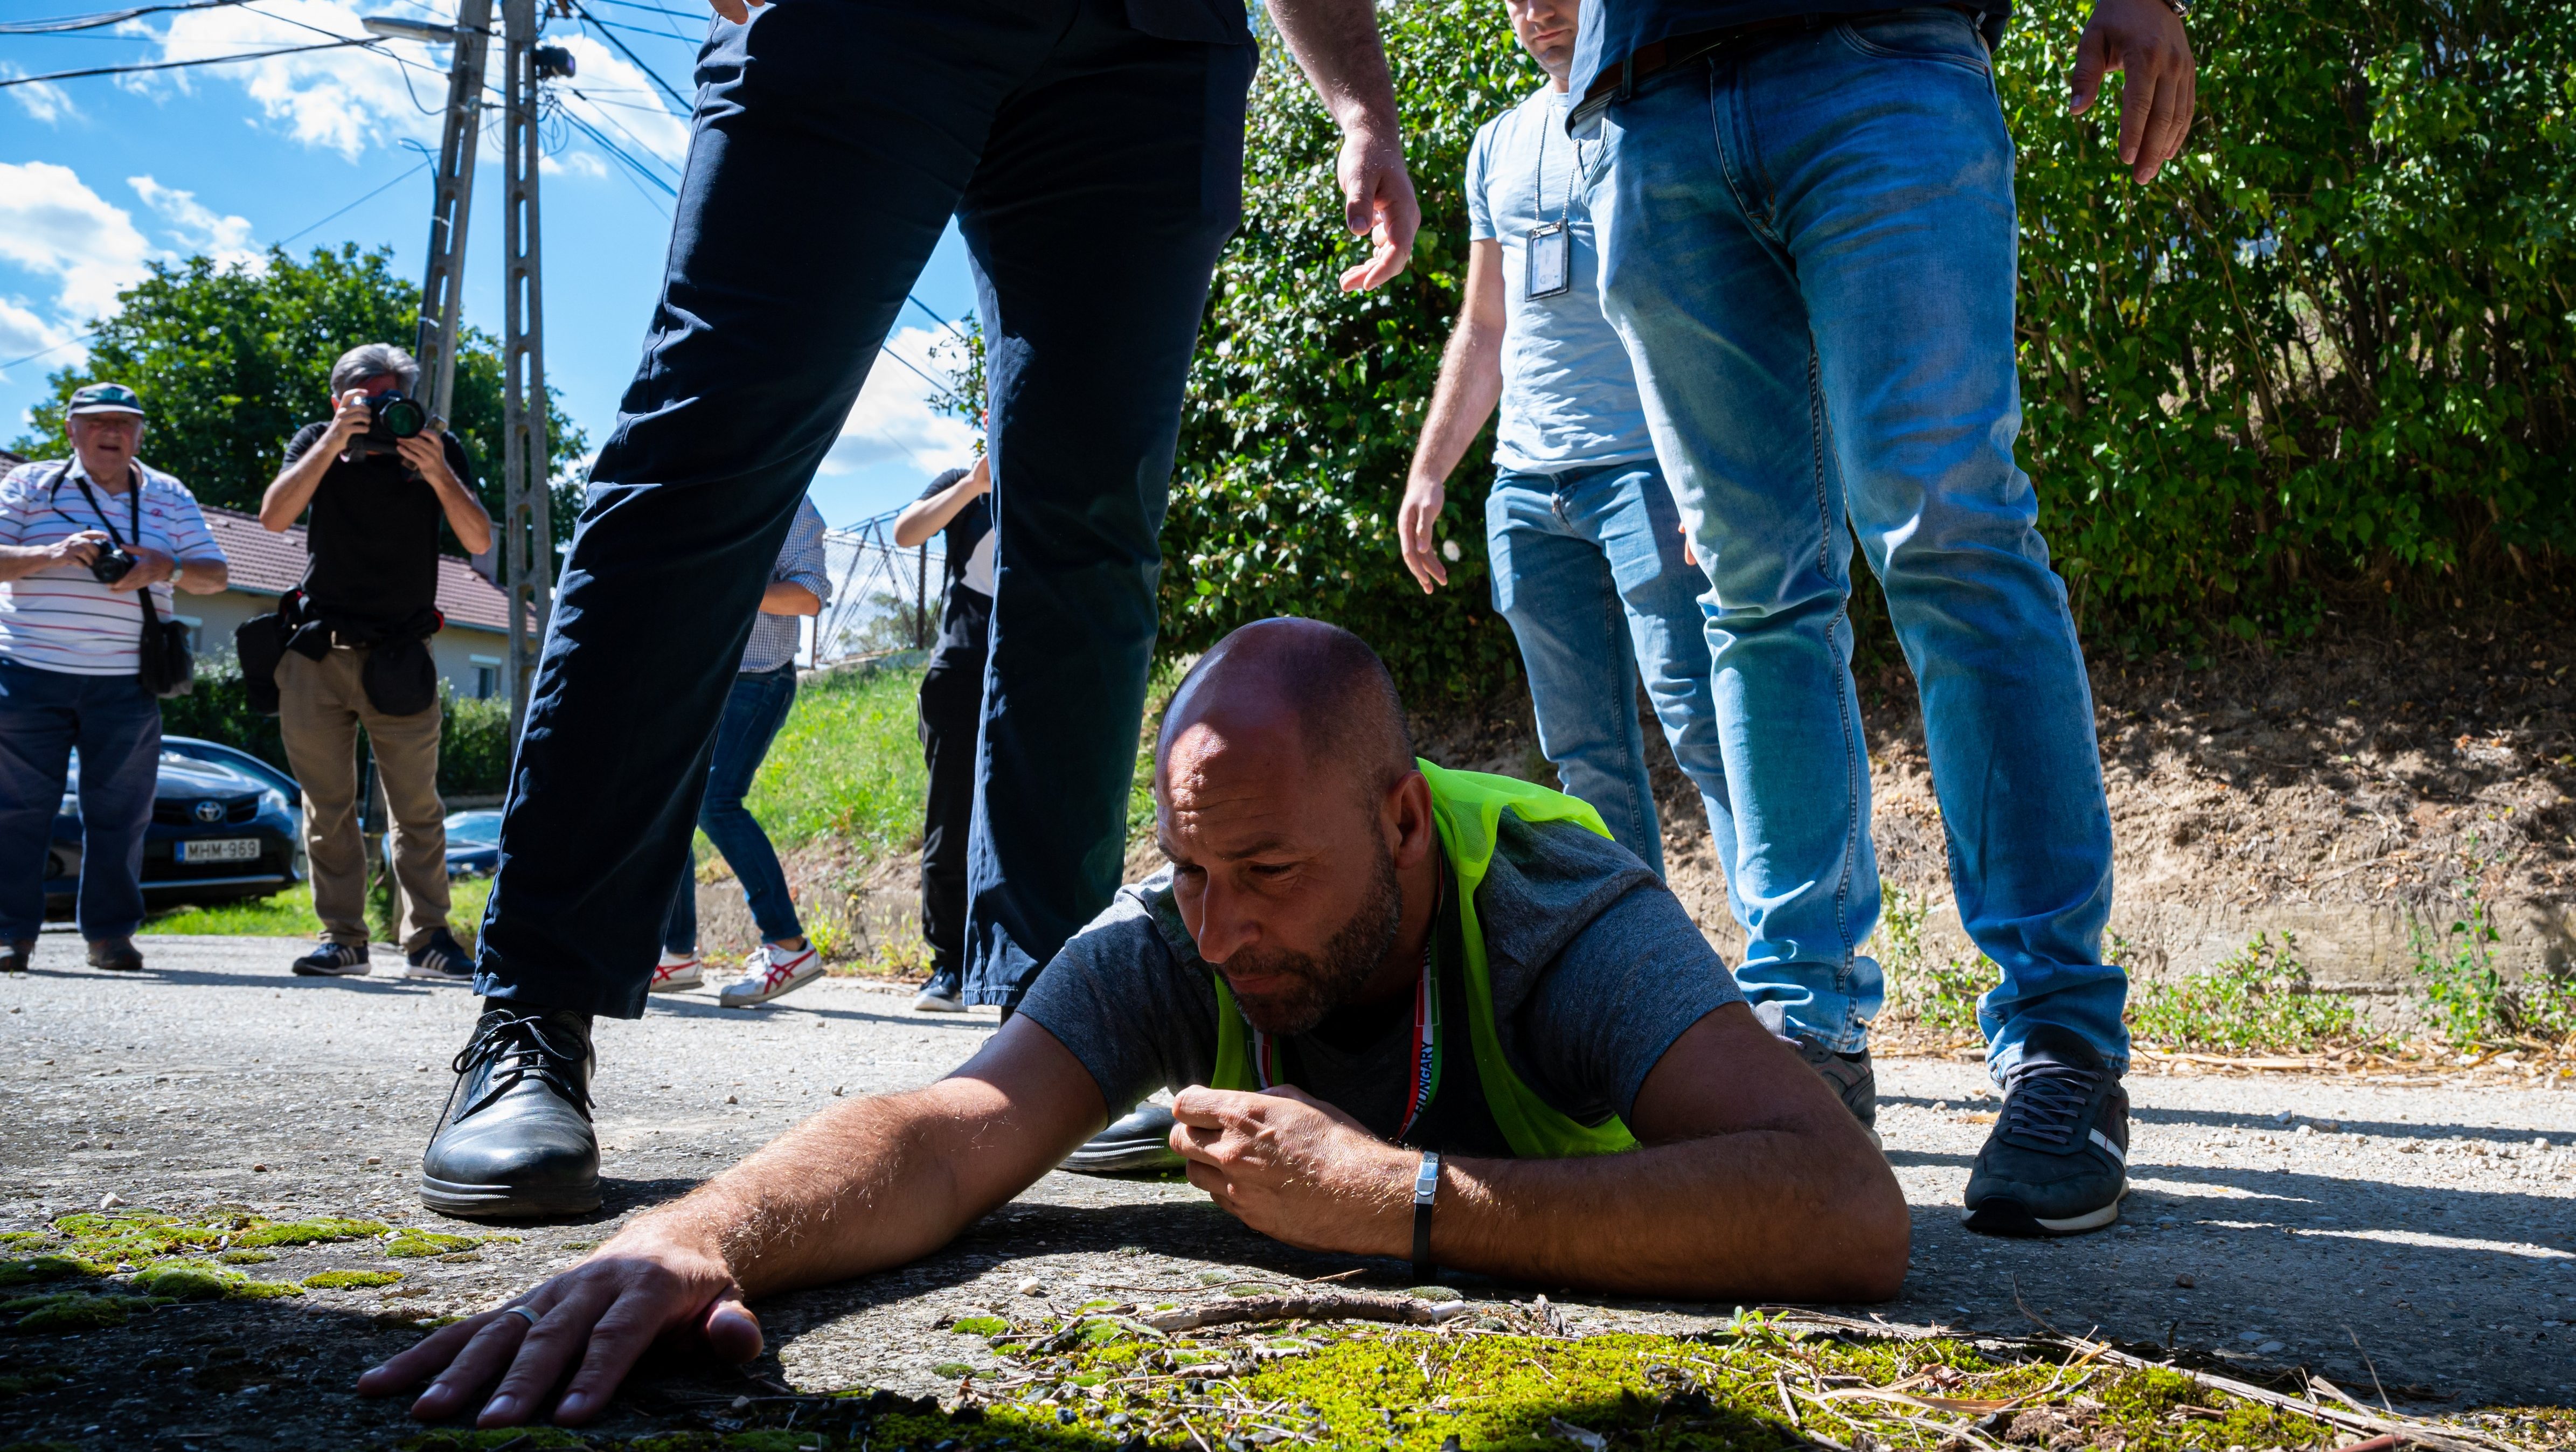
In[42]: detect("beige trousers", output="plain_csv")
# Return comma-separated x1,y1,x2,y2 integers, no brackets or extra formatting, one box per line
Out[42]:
276,648,449,949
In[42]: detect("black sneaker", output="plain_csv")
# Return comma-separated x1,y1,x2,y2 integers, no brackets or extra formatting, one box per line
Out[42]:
291,940,371,977
1791,1037,1879,1149
1063,1103,1184,1174
405,928,474,982
1963,1023,2128,1237
87,938,143,972
420,1008,600,1218
2,939,31,974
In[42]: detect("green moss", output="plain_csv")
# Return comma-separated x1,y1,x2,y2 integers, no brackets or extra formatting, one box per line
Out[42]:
404,1430,594,1450
303,1269,405,1289
384,1231,487,1259
932,1361,979,1378
1074,1298,1121,1311
0,1256,102,1289
129,1261,302,1301
42,1212,387,1270
952,1315,1010,1336
214,1249,275,1265
231,1215,389,1249
0,1369,71,1398
0,1233,49,1250
3,1291,154,1332
1074,1321,1127,1346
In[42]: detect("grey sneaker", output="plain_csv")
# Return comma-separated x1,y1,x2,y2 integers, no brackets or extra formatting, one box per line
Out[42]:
292,940,370,976
1963,1024,2128,1237
1788,1036,1879,1149
405,928,475,982
1063,1103,1184,1174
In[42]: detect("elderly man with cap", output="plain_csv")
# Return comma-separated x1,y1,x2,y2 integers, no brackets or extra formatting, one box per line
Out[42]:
358,617,1904,1430
0,383,229,975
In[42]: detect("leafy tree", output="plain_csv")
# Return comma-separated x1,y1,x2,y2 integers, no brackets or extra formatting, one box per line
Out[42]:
10,243,587,555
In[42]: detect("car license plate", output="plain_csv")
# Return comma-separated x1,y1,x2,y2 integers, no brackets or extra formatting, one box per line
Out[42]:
177,838,261,864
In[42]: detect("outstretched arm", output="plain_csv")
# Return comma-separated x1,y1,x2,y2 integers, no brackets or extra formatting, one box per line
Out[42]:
359,1018,1108,1427
1171,1001,1910,1301
893,457,990,549
1264,0,1420,291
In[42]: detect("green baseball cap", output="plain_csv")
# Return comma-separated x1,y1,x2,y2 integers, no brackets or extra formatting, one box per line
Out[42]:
67,382,145,418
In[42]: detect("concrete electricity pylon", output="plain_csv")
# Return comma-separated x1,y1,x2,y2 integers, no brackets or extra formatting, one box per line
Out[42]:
379,0,566,739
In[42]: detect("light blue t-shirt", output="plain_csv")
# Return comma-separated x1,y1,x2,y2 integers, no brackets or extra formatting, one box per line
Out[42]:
1464,85,1656,475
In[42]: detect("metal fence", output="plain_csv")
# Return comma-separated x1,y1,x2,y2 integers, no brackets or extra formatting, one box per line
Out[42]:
811,506,946,665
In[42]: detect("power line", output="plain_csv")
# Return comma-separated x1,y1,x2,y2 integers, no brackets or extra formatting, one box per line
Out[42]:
564,0,693,116
585,0,709,20
0,0,255,34
276,157,432,246
556,106,677,198
0,333,96,376
0,34,379,88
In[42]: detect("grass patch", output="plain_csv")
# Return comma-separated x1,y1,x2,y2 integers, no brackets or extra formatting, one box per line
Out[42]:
2,1291,156,1333
385,1229,509,1259
138,877,495,948
43,1211,388,1266
2129,932,2370,1054
742,662,929,855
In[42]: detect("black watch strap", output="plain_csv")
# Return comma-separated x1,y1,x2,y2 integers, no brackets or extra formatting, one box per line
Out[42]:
1409,1149,1441,1283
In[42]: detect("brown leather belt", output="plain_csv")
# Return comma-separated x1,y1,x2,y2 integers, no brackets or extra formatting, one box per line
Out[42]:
1571,5,1985,127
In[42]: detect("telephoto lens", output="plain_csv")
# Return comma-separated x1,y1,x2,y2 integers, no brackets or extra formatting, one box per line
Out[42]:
369,391,427,440
87,545,136,585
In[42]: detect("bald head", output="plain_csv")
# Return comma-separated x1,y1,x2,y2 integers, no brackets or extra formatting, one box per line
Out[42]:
1157,618,1413,806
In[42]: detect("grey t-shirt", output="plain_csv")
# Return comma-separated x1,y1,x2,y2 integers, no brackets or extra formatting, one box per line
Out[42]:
1017,814,1743,1145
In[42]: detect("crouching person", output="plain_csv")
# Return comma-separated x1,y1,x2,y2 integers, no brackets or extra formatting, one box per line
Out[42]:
360,618,1906,1428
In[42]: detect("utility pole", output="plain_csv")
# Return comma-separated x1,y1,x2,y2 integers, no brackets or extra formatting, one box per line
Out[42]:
496,0,562,739
407,0,494,426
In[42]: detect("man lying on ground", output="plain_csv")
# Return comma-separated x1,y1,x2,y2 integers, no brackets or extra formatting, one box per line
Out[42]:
359,617,1908,1428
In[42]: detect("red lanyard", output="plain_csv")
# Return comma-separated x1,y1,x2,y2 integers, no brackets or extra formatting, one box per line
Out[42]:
1247,886,1443,1142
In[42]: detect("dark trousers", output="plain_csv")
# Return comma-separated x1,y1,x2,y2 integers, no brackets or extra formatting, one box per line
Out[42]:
471,0,1252,1018
0,659,160,943
918,616,990,997
663,665,803,955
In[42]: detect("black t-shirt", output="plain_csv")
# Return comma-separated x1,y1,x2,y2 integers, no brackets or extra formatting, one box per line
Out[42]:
919,467,992,661
282,422,476,625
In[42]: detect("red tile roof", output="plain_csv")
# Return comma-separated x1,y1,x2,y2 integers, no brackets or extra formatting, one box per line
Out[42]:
201,504,516,634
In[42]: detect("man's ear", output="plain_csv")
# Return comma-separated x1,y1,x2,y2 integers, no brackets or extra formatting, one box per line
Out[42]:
1384,769,1435,870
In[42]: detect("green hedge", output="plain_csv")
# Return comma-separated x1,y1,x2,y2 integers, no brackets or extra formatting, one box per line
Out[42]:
1159,0,2573,700
161,664,514,800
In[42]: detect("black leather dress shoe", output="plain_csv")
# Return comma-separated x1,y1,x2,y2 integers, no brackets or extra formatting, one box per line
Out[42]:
420,1008,601,1218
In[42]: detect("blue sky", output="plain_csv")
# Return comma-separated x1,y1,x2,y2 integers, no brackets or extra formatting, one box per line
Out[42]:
0,0,981,529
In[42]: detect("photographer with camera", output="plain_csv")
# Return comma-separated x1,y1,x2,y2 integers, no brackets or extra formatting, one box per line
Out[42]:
0,382,229,975
256,343,491,982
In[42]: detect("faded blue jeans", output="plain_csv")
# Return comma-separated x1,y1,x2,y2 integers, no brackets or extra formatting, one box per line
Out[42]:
663,664,803,955
1593,6,2126,1077
1485,460,1734,884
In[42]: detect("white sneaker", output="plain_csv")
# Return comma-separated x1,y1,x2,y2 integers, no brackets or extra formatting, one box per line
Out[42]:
912,983,966,1013
650,950,703,994
717,941,823,1008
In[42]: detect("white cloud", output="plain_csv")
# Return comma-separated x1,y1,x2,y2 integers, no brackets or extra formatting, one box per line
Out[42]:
129,176,261,269
0,162,156,330
820,326,978,477
142,1,440,159
551,34,692,169
1,64,78,125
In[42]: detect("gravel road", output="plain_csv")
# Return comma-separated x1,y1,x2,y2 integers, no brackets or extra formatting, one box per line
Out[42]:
3,934,2570,1448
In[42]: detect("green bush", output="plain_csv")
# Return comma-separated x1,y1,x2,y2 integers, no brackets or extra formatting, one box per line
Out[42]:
158,663,512,799
1153,0,2572,699
2127,932,2366,1053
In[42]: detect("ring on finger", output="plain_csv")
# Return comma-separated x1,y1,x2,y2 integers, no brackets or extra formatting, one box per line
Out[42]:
498,1305,540,1330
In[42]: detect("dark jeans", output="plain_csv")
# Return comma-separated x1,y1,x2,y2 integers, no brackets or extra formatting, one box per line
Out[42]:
663,665,802,955
471,0,1252,1018
917,623,989,997
0,658,161,943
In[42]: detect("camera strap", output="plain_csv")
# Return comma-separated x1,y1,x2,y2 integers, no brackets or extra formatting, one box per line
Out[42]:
67,467,142,553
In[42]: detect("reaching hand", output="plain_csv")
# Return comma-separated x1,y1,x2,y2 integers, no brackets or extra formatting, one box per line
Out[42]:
1335,122,1420,293
707,0,765,23
1396,477,1450,593
1169,1085,1412,1255
966,455,994,496
2070,0,2196,183
47,530,108,571
326,390,375,450
356,1227,758,1427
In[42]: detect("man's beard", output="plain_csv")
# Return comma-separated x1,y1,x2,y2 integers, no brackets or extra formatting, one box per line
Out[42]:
1218,845,1404,1038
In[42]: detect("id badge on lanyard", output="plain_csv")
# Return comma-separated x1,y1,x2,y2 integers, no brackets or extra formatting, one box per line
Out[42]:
1525,221,1571,300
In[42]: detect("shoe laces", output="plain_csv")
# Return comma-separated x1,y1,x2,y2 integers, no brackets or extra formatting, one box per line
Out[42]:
2000,1059,2099,1148
454,1012,590,1113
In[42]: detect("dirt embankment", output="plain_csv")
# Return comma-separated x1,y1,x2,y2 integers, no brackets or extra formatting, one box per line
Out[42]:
706,609,2573,1016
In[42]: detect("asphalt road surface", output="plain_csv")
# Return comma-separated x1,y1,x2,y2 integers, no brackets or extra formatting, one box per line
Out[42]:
3,934,2570,1449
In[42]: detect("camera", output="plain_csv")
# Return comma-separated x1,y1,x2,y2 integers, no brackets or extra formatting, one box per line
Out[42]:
347,390,429,463
87,544,136,585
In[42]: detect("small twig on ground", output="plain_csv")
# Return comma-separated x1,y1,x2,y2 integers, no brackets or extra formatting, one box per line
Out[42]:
2327,1436,2407,1452
1139,1291,1472,1333
2345,1324,2396,1415
1300,1267,1366,1284
1775,1372,1804,1430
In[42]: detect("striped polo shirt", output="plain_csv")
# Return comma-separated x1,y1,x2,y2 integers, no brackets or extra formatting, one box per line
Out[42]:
0,457,225,676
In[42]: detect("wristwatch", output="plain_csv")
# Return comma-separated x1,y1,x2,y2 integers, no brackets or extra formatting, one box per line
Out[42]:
2155,0,2189,16
1410,1150,1441,1283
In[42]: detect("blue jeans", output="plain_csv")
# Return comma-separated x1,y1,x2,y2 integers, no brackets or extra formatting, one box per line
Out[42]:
471,0,1252,1017
0,658,161,943
1485,461,1734,884
663,665,802,954
1594,7,2126,1076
